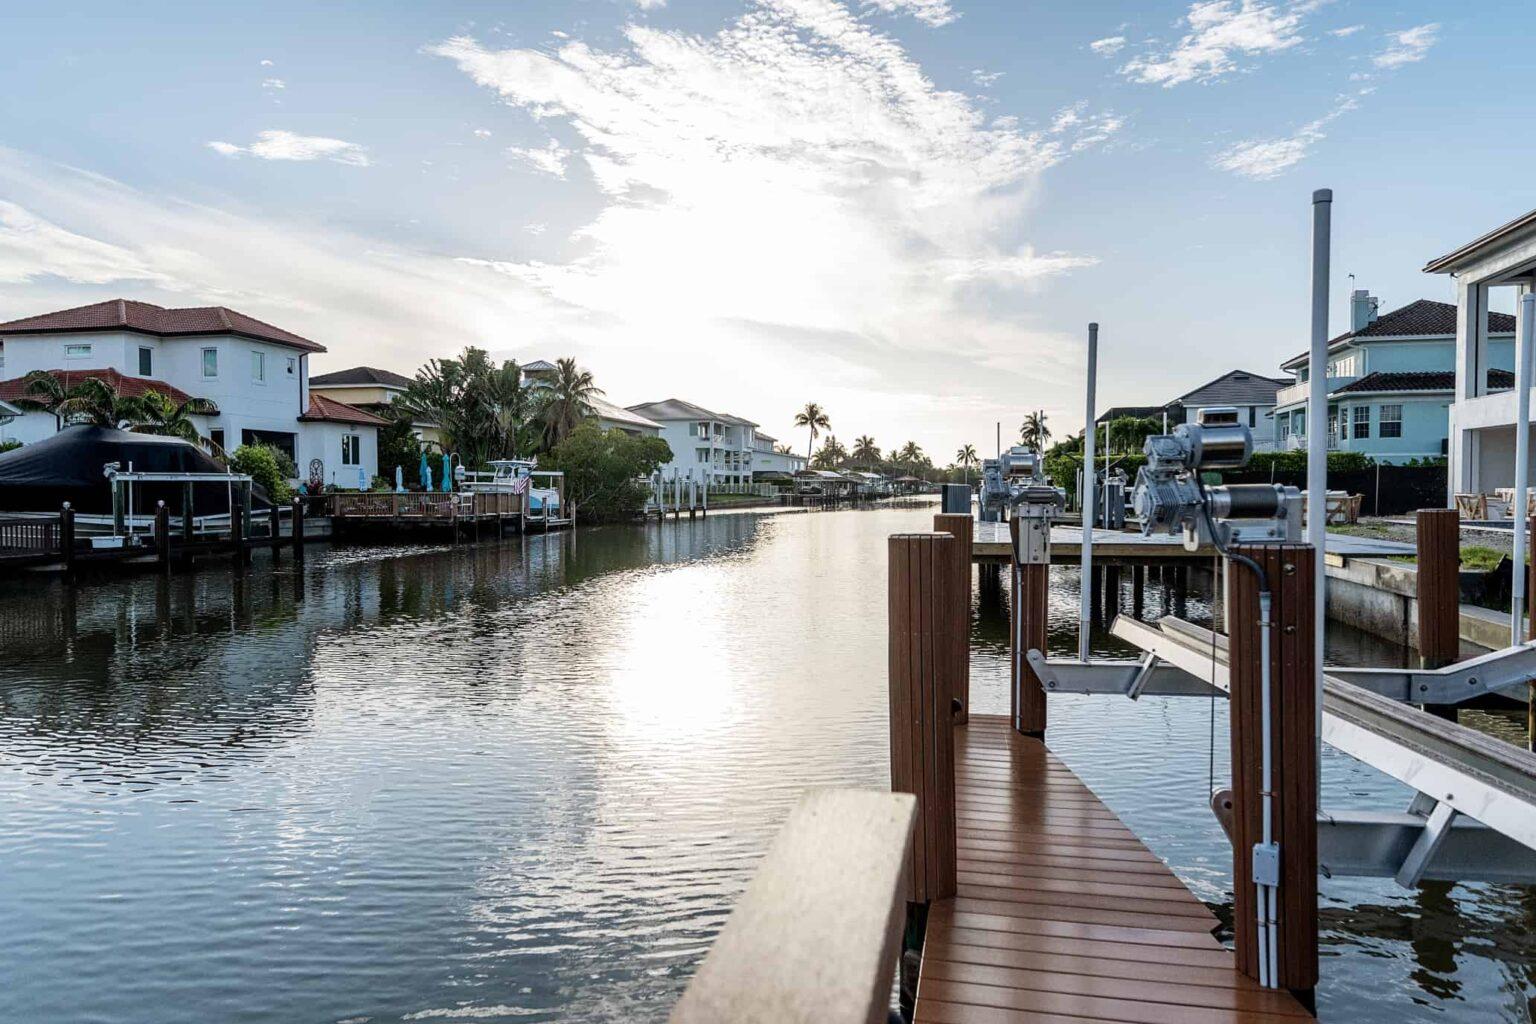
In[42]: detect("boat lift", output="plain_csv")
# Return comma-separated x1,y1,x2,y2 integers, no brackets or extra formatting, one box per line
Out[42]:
1021,315,1536,890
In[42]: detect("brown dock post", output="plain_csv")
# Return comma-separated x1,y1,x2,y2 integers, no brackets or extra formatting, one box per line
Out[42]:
888,532,958,905
1415,508,1460,721
230,494,249,566
1228,543,1318,1003
291,497,306,559
1009,516,1049,737
181,483,195,545
269,503,282,555
933,513,973,724
1132,565,1145,619
154,501,171,570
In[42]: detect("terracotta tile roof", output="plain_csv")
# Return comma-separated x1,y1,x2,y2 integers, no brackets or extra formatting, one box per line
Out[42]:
0,368,204,407
310,365,414,389
1333,369,1514,394
0,299,326,353
1280,300,1516,368
298,393,388,426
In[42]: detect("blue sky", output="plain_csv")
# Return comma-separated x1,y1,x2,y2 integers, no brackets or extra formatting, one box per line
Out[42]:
0,0,1529,458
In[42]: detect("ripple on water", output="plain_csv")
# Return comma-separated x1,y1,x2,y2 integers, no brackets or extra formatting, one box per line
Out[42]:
1,507,1533,1022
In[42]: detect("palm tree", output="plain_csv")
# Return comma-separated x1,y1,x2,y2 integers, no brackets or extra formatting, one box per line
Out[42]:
793,402,830,461
956,443,978,484
483,358,535,458
851,435,880,469
132,390,208,446
538,357,603,450
19,372,146,430
1020,410,1051,450
812,435,848,470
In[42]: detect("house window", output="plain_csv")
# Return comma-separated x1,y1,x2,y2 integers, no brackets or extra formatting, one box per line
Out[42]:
696,421,708,437
202,347,218,377
341,434,361,466
138,347,153,376
1379,404,1402,439
251,351,266,384
1352,406,1369,439
286,357,296,376
210,428,225,452
64,343,92,359
1248,406,1256,427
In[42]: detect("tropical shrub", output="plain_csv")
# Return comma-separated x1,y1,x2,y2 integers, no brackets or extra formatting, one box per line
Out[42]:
230,443,293,502
546,424,672,521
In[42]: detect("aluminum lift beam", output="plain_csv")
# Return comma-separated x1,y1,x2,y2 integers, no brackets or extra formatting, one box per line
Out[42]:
1027,616,1536,885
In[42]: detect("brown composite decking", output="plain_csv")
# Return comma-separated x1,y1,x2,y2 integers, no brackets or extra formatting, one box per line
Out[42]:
913,716,1312,1024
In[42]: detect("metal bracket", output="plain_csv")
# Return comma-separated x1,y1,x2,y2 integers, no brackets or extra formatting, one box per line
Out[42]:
1126,652,1161,701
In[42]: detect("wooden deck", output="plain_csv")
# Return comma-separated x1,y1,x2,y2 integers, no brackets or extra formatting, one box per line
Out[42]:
970,520,1414,564
914,716,1311,1023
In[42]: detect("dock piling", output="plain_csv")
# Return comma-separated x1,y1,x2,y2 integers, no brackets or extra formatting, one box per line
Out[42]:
933,513,973,724
291,497,306,560
59,503,76,577
1228,542,1318,1002
154,501,171,570
888,532,959,904
1009,515,1049,737
1416,508,1460,721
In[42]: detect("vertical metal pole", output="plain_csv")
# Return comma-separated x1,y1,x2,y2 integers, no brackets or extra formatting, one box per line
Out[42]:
1079,322,1098,663
1512,293,1535,643
1307,188,1332,786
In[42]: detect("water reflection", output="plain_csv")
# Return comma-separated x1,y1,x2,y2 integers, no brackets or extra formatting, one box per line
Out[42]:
0,506,1533,1022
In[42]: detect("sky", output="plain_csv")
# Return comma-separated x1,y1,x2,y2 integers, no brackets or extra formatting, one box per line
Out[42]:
0,0,1531,461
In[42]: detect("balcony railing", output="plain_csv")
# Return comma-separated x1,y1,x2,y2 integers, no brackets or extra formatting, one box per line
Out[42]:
1275,376,1361,408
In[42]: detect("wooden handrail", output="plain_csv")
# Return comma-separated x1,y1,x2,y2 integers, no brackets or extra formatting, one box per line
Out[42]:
670,789,916,1024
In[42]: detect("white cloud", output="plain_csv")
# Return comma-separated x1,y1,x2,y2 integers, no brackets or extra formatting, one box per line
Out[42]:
862,0,958,26
262,77,285,90
426,0,1105,444
473,128,493,138
1329,24,1362,37
1120,0,1317,87
633,0,666,8
205,130,370,166
1372,23,1437,69
259,59,274,67
971,69,1003,87
1211,96,1357,179
507,139,570,177
0,200,171,285
1089,36,1126,56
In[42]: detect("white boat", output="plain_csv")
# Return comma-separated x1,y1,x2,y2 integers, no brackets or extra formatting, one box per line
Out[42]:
456,459,567,522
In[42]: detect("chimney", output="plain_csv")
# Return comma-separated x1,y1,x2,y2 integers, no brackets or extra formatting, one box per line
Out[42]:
1351,289,1379,331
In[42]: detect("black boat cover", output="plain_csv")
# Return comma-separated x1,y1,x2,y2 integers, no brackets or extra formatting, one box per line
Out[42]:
0,426,267,514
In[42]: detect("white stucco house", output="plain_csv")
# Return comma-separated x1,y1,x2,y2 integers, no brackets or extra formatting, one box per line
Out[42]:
1423,208,1536,498
624,398,770,486
0,299,383,488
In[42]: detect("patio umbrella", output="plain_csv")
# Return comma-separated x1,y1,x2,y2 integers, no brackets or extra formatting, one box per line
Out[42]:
441,453,452,492
420,453,432,492
394,465,404,493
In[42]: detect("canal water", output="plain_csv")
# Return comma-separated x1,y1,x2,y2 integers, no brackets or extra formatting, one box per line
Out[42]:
1,504,1532,1023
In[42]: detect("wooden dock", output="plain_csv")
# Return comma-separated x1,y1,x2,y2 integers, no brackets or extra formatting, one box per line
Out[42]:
913,716,1310,1024
970,520,1415,564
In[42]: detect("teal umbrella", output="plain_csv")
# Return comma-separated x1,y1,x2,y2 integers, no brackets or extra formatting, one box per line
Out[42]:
394,465,404,493
420,452,432,491
441,453,452,492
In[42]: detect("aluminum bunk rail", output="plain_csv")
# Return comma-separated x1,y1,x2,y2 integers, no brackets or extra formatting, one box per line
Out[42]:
1028,617,1536,885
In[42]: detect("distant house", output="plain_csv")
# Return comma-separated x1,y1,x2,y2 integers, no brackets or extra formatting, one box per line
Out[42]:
750,431,808,479
1095,371,1283,449
1272,292,1515,464
519,359,663,438
1423,206,1536,497
0,299,383,487
625,398,769,486
308,365,444,448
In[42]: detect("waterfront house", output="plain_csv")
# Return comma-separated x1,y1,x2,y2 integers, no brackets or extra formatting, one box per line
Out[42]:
1095,371,1283,448
625,398,764,486
0,299,383,487
309,365,444,448
1423,207,1536,497
1273,291,1515,465
519,359,663,438
749,431,808,479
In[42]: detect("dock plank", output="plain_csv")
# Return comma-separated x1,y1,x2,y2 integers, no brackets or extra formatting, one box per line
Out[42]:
914,717,1313,1022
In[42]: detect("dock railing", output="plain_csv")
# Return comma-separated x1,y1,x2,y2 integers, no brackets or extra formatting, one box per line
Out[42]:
670,789,916,1024
0,515,60,560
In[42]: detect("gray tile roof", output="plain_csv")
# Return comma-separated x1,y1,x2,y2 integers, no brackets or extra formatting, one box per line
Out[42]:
1280,299,1516,368
310,365,415,389
1169,370,1285,408
626,398,758,427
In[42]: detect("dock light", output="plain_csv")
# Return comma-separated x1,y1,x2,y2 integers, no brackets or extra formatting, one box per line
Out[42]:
1131,407,1301,551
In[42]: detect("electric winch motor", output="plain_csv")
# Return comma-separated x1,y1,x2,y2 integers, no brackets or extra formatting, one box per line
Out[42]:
1130,407,1302,551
